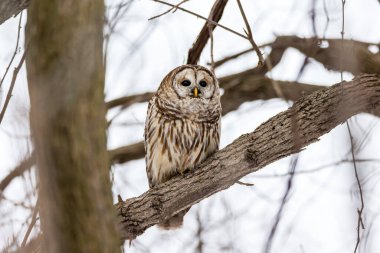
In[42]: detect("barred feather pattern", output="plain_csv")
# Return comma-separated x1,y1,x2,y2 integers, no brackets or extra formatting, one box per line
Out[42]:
145,96,220,187
144,65,221,229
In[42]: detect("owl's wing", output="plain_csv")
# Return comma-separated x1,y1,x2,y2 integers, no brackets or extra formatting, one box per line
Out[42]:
144,96,157,188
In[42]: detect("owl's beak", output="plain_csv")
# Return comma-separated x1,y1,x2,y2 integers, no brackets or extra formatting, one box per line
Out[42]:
193,87,198,97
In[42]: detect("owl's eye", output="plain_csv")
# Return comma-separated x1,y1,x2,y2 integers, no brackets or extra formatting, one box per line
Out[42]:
199,80,207,87
181,80,191,86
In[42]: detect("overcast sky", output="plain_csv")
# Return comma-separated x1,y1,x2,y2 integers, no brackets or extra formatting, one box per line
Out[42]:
1,0,380,252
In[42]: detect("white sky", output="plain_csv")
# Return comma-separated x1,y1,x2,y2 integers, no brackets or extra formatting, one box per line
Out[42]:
0,0,380,252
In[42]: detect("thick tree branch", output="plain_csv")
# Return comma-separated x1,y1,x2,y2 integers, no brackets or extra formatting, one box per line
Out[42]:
215,36,380,74
284,36,380,75
117,74,380,240
187,0,229,64
0,0,30,25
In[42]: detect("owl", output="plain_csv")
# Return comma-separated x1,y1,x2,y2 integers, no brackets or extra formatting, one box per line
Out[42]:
144,65,221,229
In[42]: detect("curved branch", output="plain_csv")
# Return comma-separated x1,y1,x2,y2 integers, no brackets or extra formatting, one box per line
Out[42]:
0,152,35,192
215,36,380,74
118,74,380,240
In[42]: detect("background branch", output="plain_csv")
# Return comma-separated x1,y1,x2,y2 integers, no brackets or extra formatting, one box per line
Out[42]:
0,152,35,192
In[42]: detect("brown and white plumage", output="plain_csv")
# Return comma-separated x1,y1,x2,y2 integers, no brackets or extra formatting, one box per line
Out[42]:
144,65,221,228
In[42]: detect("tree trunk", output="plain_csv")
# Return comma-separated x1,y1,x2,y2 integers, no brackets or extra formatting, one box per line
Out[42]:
25,1,120,252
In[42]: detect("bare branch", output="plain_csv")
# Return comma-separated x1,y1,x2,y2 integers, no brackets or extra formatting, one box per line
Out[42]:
186,0,229,65
0,11,23,89
263,155,298,253
106,92,154,110
236,0,264,66
211,42,272,68
213,36,380,75
0,152,35,192
117,74,380,240
21,198,39,247
152,0,247,40
148,0,189,21
0,50,26,124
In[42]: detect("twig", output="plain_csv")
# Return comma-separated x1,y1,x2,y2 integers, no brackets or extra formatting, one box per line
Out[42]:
322,0,330,40
151,0,248,40
21,198,39,247
340,1,364,252
347,123,365,253
310,0,317,36
148,0,189,20
252,158,380,178
263,155,299,253
104,0,134,71
211,42,272,67
208,23,215,72
235,0,283,99
236,181,254,186
0,50,27,124
235,0,264,66
0,12,23,89
340,0,346,81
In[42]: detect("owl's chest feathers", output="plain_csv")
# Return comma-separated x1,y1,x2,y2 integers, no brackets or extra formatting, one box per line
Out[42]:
146,108,220,184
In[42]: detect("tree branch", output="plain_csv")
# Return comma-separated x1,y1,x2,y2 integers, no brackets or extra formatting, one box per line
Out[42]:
0,50,26,124
0,0,30,25
214,36,380,75
109,142,145,165
117,74,380,240
0,152,35,192
106,92,154,110
186,0,229,64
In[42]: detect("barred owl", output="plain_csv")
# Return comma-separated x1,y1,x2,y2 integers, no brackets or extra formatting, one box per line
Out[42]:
144,65,221,229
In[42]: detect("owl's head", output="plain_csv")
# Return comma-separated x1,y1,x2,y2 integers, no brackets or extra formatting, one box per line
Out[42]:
156,65,221,121
158,65,219,99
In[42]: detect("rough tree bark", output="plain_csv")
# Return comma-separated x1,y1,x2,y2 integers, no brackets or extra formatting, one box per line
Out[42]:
117,74,380,240
26,1,120,252
0,0,30,25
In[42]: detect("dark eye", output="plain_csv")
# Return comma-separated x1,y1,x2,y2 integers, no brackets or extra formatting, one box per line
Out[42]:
181,80,191,86
199,80,207,87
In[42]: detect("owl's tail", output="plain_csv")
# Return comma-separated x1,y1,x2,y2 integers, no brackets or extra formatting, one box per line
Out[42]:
157,208,190,230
